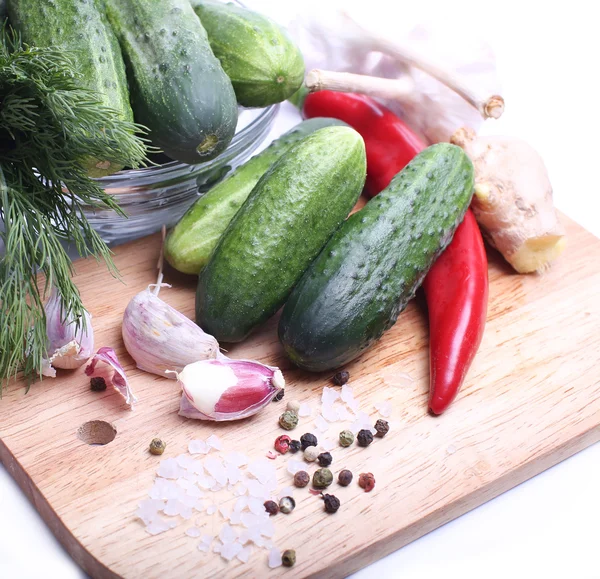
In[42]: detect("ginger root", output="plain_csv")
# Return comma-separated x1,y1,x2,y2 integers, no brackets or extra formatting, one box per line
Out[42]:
450,127,566,273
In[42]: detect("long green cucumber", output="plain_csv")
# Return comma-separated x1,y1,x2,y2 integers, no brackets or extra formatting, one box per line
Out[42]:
196,126,367,343
279,143,475,372
106,0,238,165
191,0,304,107
8,0,134,177
165,117,348,274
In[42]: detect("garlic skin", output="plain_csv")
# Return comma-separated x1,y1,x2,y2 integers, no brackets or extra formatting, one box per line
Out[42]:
86,347,137,407
42,288,94,377
178,358,285,421
122,284,219,377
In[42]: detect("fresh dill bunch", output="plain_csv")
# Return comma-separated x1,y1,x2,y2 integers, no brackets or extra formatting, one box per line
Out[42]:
0,30,149,386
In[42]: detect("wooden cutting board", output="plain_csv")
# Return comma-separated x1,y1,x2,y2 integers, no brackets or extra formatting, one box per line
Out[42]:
1,213,599,579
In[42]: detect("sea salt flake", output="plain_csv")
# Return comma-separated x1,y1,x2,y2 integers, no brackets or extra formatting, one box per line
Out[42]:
298,402,312,417
211,483,224,492
247,497,267,516
234,496,249,513
176,478,194,490
146,517,177,536
219,507,231,520
237,545,252,563
180,495,200,509
207,505,217,515
223,451,249,467
287,460,305,475
340,384,355,404
205,457,227,485
346,397,360,413
157,458,183,480
197,534,213,552
248,459,277,485
135,499,165,524
337,405,355,421
185,485,204,498
189,439,210,455
321,403,340,422
315,414,330,431
226,464,242,485
148,478,180,500
197,542,211,553
259,518,275,537
182,471,200,483
164,499,187,517
221,541,243,561
206,434,222,450
186,527,202,538
220,523,238,544
197,474,216,489
193,500,205,512
247,479,269,499
241,512,263,528
234,484,248,497
213,540,223,554
322,386,340,404
375,400,393,418
229,511,243,525
176,453,197,470
268,547,282,568
180,506,193,520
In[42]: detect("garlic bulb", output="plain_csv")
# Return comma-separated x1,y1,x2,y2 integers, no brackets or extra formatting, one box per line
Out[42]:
177,357,285,421
122,283,219,377
42,287,94,377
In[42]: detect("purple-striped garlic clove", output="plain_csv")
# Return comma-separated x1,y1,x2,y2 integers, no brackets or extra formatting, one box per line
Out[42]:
177,357,285,421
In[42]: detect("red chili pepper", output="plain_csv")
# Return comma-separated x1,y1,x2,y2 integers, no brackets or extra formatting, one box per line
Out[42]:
303,91,488,414
423,210,488,414
303,91,425,197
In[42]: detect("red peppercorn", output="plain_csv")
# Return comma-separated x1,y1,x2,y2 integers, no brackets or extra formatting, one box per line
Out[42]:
274,435,291,454
358,472,376,492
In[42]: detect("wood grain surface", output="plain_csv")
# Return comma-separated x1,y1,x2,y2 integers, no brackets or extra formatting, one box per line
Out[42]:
1,213,599,579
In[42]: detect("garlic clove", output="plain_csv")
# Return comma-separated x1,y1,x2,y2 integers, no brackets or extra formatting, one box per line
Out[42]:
177,358,285,422
85,347,137,407
42,288,94,375
122,284,219,378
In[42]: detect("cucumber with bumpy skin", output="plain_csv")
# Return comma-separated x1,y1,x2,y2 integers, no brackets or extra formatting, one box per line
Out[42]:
106,0,238,165
8,0,134,177
191,0,304,107
165,117,348,274
196,126,367,343
279,143,475,372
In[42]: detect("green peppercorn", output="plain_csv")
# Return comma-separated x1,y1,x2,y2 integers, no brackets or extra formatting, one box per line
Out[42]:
312,467,333,489
282,549,296,567
279,410,299,431
317,452,332,467
357,429,374,447
149,438,166,455
339,430,354,447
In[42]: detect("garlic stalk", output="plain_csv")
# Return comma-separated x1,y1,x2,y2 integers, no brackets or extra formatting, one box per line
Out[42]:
42,287,94,377
177,357,285,421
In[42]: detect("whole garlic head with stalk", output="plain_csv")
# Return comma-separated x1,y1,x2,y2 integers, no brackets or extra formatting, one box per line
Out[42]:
289,8,502,142
451,127,566,273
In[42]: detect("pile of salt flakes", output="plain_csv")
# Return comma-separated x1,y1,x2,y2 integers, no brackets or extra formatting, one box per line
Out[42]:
135,379,408,569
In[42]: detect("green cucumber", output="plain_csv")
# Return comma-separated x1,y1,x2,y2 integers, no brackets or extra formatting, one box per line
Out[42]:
8,0,134,177
196,126,367,343
106,0,238,164
165,117,348,274
191,0,304,107
279,143,475,372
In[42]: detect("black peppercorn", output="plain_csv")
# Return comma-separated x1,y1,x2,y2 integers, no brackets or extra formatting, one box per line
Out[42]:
282,549,296,567
264,500,279,516
289,440,301,453
272,390,285,402
90,376,107,392
321,493,341,513
300,432,318,451
293,470,310,488
338,469,353,486
374,419,389,438
317,452,332,467
332,371,350,386
357,429,374,447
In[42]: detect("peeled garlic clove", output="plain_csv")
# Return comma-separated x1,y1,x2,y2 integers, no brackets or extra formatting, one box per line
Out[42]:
85,347,137,407
42,288,94,376
177,358,285,421
122,284,219,377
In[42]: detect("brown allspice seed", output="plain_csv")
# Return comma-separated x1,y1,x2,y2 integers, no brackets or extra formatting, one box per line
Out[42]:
282,549,296,567
264,500,279,516
293,470,310,488
338,469,353,486
332,371,350,386
149,438,166,455
374,419,390,438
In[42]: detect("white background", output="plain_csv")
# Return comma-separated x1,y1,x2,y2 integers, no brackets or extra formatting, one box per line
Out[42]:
1,1,599,578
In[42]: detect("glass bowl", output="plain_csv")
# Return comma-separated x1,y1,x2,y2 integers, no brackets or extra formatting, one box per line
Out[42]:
87,104,279,245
